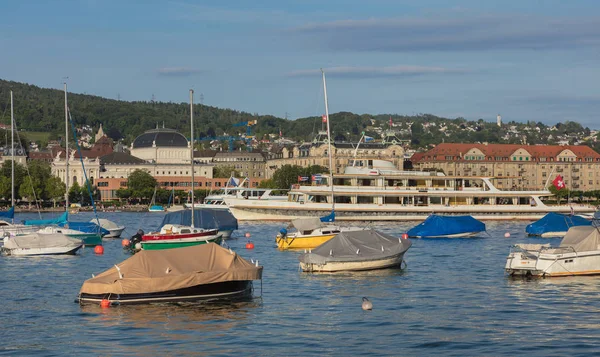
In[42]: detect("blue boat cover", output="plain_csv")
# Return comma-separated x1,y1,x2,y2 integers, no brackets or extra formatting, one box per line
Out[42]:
157,209,238,232
526,212,591,236
320,211,335,223
23,211,68,226
60,221,109,236
407,214,486,238
0,206,14,219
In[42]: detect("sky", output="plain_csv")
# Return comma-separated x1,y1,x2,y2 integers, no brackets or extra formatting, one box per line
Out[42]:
1,0,600,128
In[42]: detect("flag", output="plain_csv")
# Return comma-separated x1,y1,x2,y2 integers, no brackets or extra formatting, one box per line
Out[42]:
389,116,393,128
552,175,565,190
322,115,327,123
228,177,240,187
298,176,309,182
311,174,322,181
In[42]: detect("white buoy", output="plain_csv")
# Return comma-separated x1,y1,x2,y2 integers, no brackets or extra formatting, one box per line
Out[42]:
362,297,373,311
504,232,511,238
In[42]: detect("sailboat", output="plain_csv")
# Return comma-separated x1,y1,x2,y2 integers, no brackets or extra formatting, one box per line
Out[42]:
24,83,103,246
275,69,364,250
139,90,221,250
148,186,165,212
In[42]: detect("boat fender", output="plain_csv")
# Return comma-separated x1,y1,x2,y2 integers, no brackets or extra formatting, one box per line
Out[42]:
279,228,288,237
356,249,360,255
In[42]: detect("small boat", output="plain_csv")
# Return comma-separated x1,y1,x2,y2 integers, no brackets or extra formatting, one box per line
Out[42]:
0,208,38,236
149,205,165,212
407,214,486,238
93,219,125,238
276,217,365,250
37,226,103,247
2,232,82,256
526,212,591,238
506,226,600,277
77,243,263,305
158,208,238,240
140,224,221,250
298,229,412,272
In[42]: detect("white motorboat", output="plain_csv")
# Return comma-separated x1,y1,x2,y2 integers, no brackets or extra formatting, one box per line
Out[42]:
505,226,600,277
0,220,38,236
2,232,82,256
298,229,412,272
93,218,125,238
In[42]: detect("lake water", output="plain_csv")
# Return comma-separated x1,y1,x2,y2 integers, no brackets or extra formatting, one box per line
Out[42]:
2,212,600,356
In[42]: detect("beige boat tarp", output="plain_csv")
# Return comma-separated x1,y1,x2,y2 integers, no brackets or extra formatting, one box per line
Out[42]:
558,226,600,252
80,243,262,295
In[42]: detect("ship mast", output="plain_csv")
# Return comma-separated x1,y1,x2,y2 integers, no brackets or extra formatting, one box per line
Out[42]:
190,89,195,228
321,69,335,210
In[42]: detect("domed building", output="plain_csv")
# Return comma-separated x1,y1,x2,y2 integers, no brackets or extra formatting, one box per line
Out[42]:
130,127,190,164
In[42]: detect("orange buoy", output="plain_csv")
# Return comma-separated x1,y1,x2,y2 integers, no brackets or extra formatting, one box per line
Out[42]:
401,233,409,239
94,245,104,255
245,242,255,249
121,239,129,247
100,299,110,308
245,232,251,238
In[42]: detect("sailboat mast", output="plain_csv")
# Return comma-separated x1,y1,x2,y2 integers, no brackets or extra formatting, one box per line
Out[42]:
64,82,69,209
321,69,335,210
10,91,14,214
190,89,195,228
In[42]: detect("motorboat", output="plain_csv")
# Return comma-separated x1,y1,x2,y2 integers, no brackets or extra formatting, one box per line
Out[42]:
23,212,103,246
157,208,238,240
276,217,365,250
298,229,412,272
140,224,221,250
2,232,82,256
505,225,600,277
149,205,165,212
407,214,486,238
77,243,263,305
526,212,591,238
93,218,125,238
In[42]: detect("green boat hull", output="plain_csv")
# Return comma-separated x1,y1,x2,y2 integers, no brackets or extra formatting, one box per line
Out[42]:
68,233,103,246
141,236,222,250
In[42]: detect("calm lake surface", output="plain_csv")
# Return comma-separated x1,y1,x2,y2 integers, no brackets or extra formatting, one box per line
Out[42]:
2,212,600,356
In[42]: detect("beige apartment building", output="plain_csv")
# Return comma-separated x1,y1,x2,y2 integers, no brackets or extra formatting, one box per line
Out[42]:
412,143,600,191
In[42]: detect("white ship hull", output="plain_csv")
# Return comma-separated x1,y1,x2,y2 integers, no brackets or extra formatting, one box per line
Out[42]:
300,253,406,272
227,201,594,222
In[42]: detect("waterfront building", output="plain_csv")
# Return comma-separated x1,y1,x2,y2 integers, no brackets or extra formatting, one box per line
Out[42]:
412,143,600,191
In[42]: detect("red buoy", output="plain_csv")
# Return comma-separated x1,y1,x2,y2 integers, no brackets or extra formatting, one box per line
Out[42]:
94,245,104,255
401,233,409,239
245,242,255,249
121,239,129,247
100,299,110,308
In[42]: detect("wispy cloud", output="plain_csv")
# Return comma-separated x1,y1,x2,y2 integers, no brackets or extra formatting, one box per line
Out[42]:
156,67,202,77
288,65,466,78
290,15,600,52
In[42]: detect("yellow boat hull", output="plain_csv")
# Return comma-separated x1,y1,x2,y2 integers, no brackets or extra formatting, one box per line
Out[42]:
276,234,337,250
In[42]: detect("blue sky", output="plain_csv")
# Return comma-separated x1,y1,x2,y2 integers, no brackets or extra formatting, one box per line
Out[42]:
1,0,600,128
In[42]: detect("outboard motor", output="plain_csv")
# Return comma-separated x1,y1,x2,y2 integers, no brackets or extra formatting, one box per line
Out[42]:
129,229,144,248
279,228,287,238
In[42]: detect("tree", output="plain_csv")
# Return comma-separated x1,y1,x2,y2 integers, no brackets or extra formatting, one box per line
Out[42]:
18,176,37,209
127,169,157,200
116,188,132,202
214,166,241,178
0,176,11,201
258,179,277,189
0,160,26,197
68,181,83,204
271,165,329,189
548,185,570,205
45,176,66,208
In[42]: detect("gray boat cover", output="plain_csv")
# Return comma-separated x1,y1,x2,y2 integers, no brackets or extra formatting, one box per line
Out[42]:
93,219,123,230
558,226,600,252
3,233,82,250
80,243,262,295
290,217,323,232
298,229,412,265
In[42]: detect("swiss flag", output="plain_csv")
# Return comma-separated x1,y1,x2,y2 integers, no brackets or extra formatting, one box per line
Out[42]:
322,115,327,123
552,175,566,190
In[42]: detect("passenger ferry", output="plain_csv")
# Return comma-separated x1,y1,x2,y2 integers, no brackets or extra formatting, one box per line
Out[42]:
225,159,596,221
186,184,287,210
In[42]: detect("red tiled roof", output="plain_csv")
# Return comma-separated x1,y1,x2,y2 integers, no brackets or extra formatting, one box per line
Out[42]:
412,143,600,162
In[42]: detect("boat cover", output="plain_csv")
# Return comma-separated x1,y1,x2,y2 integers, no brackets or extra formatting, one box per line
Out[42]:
3,233,81,250
23,212,68,226
79,243,262,295
558,226,600,252
290,217,323,232
320,211,335,223
93,219,123,230
526,212,591,236
0,207,14,219
407,214,486,238
157,209,238,232
298,229,412,265
61,221,109,235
